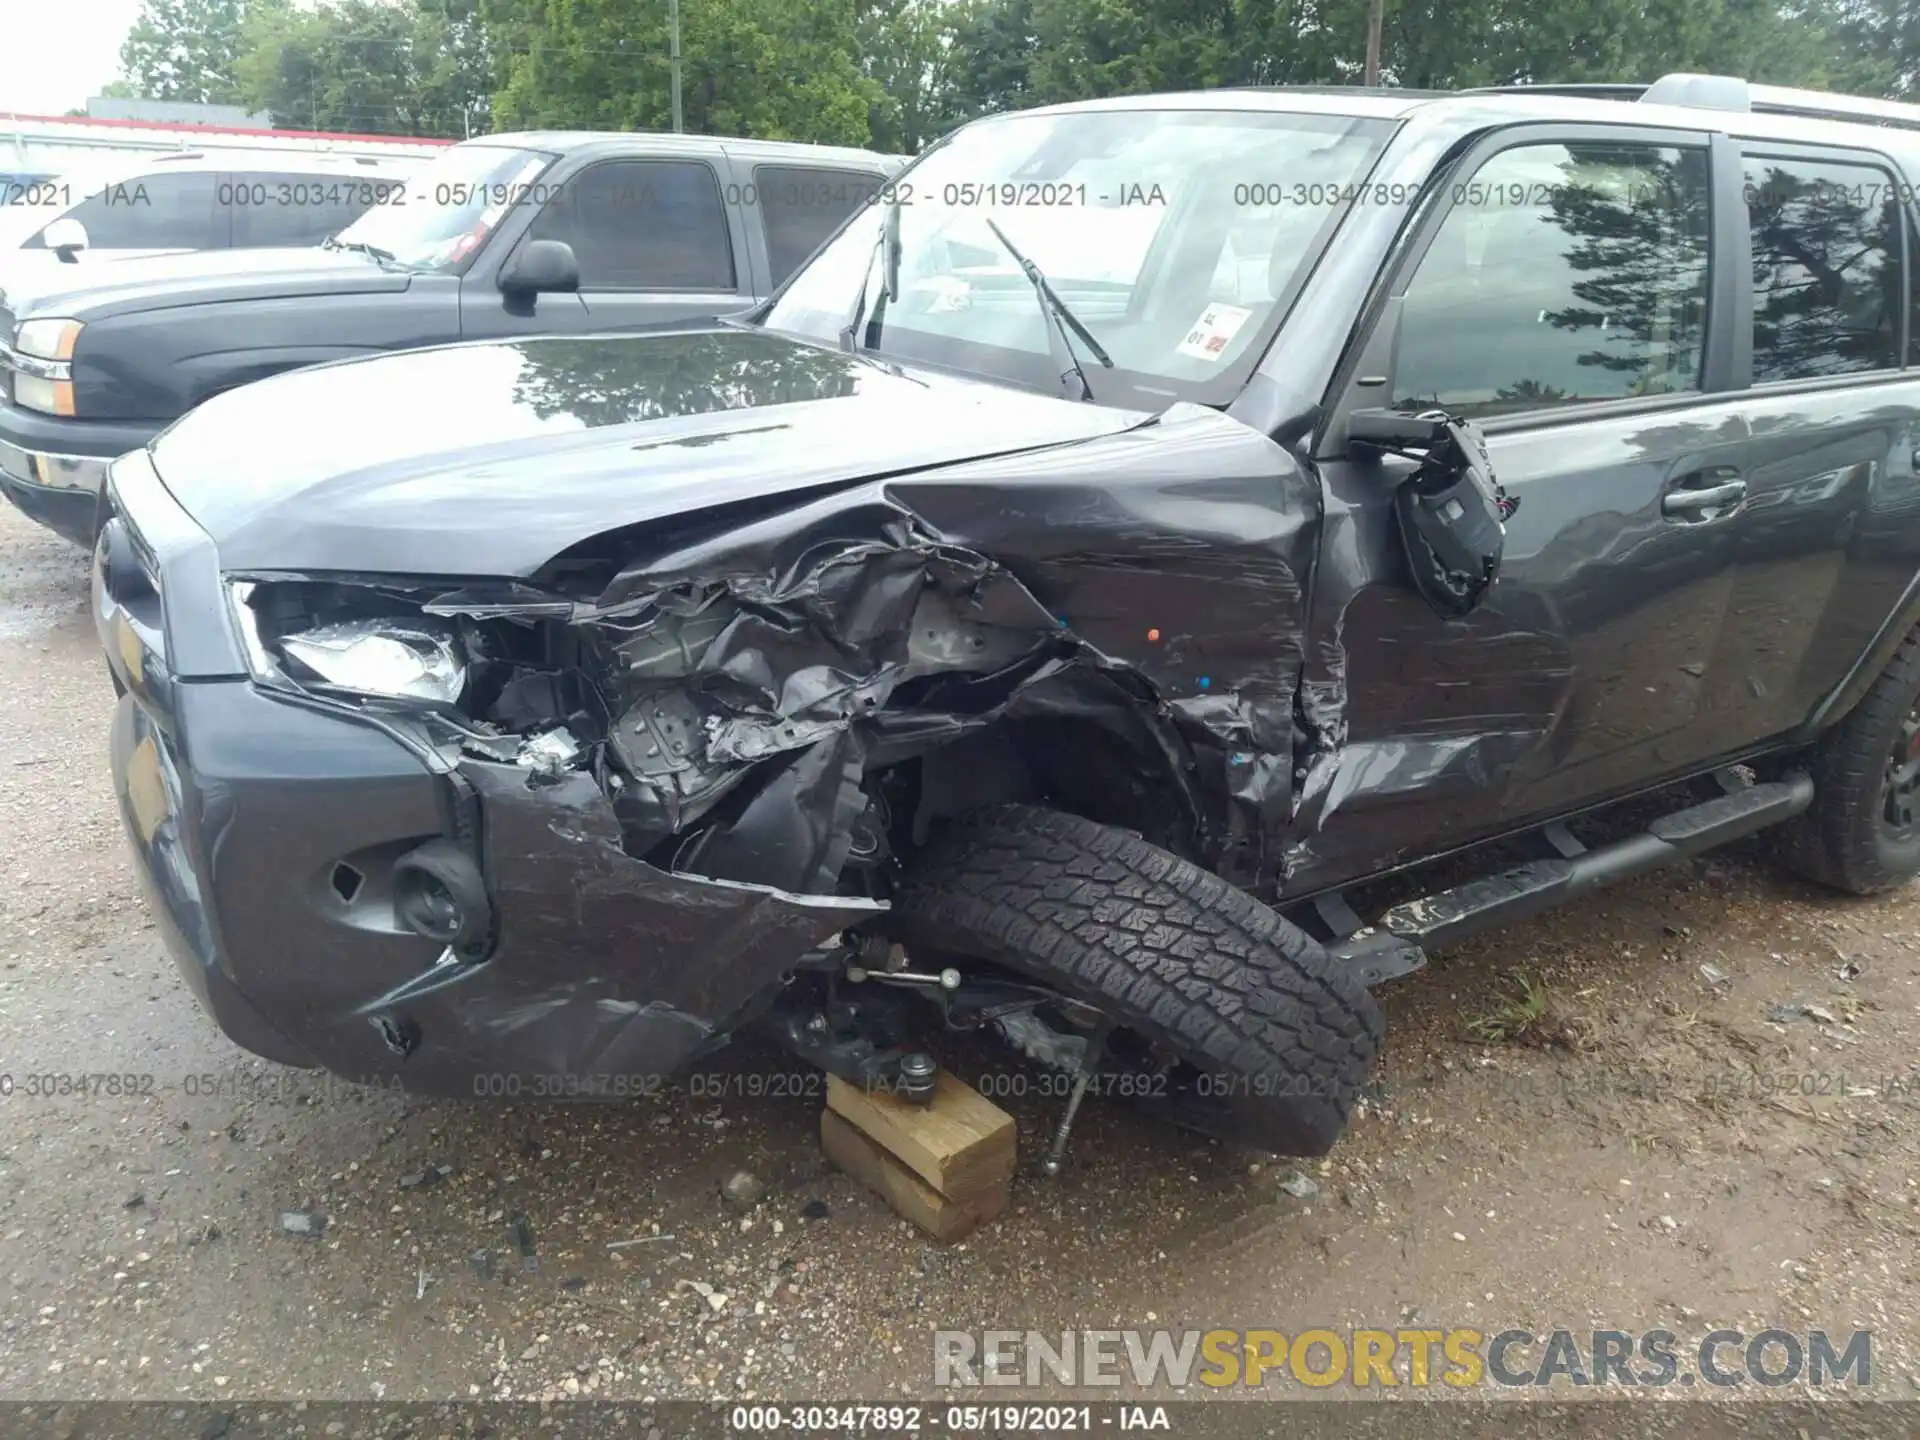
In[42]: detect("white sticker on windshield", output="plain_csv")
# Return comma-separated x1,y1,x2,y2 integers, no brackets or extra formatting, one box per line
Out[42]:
1175,302,1252,363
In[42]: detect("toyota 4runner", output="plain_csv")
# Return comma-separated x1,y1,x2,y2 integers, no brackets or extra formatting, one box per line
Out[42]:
94,73,1920,1161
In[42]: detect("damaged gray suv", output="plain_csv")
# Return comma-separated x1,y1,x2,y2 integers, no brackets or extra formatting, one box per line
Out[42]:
96,74,1920,1159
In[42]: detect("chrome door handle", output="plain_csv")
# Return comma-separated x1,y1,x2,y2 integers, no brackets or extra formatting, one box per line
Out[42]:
1661,477,1747,519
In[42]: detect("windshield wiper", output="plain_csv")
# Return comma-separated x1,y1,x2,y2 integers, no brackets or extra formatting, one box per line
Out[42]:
839,201,901,353
981,216,1113,403
323,234,403,269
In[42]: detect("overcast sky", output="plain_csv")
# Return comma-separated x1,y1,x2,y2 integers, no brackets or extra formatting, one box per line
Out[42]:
3,0,149,116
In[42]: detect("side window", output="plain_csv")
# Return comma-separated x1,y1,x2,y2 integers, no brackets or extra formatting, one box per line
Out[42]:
1394,141,1712,417
1744,155,1902,382
230,173,379,248
28,169,221,250
526,160,736,291
754,165,885,285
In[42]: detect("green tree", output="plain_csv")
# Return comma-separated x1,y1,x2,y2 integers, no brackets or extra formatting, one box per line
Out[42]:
1819,0,1920,95
935,0,1849,126
944,0,1040,116
484,0,882,144
237,0,493,136
859,0,969,152
418,0,502,135
119,0,287,105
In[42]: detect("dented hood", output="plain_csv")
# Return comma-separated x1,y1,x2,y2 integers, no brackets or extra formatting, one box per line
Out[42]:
146,326,1150,576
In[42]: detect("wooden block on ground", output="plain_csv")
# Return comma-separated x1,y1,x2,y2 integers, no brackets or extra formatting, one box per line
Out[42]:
826,1071,1016,1206
821,1109,1009,1243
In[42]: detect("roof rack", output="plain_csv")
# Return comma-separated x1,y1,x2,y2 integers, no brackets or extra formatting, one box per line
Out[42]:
1460,82,1646,101
1224,84,1455,99
1462,73,1920,133
1747,81,1920,131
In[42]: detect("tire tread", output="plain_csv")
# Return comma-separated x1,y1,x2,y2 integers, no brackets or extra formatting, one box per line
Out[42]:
890,805,1383,1154
1778,627,1920,895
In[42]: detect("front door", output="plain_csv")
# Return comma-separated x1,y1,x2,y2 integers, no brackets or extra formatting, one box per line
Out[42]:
462,157,751,340
1296,122,1758,889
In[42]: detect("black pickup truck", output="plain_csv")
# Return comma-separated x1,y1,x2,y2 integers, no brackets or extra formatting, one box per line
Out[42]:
0,131,900,544
93,75,1920,1164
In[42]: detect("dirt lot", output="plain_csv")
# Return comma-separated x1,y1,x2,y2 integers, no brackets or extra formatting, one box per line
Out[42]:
0,498,1916,1422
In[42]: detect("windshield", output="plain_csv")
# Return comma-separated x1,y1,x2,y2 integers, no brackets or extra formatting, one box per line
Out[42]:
332,143,554,273
763,107,1395,408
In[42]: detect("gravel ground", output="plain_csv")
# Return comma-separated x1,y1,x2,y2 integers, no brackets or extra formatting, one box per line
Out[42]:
0,497,1915,1422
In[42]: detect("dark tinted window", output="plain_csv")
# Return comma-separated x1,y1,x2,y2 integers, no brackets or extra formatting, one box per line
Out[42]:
1395,142,1712,417
1744,156,1902,382
754,165,886,285
526,160,735,290
228,172,389,247
27,169,221,250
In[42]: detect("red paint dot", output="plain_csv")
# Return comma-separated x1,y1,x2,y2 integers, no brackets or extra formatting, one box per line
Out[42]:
1147,628,1161,643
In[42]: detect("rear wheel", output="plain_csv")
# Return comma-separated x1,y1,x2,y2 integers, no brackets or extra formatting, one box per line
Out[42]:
1777,627,1920,894
889,805,1383,1155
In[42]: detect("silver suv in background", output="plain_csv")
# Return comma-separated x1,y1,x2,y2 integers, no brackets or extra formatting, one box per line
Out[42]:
0,149,426,264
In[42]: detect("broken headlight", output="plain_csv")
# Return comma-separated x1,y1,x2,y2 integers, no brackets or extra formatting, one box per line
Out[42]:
280,620,466,704
228,582,468,706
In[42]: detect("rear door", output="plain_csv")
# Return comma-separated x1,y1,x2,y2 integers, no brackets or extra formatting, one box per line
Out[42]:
1705,142,1920,750
747,163,890,293
465,156,749,338
1301,121,1752,884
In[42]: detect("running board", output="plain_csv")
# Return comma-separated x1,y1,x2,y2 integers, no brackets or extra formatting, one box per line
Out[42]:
1328,930,1430,987
1326,769,1813,975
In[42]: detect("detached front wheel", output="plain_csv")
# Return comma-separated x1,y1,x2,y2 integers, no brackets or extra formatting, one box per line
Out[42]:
890,805,1383,1155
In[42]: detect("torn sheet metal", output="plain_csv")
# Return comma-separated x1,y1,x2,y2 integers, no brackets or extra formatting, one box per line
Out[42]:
578,402,1329,890
884,401,1326,885
567,493,1219,876
337,762,882,1094
248,400,1333,899
479,404,1318,891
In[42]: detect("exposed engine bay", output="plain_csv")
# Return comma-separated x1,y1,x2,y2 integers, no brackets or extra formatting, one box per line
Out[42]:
230,513,1190,1158
111,387,1517,1160
249,541,1090,902
227,397,1511,924
231,508,1189,910
207,393,1508,1163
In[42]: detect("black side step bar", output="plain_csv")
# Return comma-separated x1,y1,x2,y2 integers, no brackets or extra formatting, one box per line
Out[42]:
1326,770,1813,980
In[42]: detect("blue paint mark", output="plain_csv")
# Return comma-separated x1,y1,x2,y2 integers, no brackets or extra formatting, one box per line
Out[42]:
1197,676,1211,689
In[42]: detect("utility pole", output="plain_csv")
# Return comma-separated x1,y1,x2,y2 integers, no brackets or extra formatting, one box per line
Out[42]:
1364,0,1383,86
668,0,684,132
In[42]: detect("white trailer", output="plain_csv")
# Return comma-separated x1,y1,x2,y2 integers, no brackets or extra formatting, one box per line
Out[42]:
0,111,451,178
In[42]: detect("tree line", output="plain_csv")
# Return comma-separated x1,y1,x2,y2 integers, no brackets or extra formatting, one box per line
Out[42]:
108,0,1920,153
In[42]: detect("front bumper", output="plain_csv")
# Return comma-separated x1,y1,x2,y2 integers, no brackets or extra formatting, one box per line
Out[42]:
96,461,881,1096
0,401,158,546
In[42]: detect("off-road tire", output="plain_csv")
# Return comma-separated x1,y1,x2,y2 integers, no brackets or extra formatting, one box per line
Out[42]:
890,805,1383,1155
1777,627,1920,895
